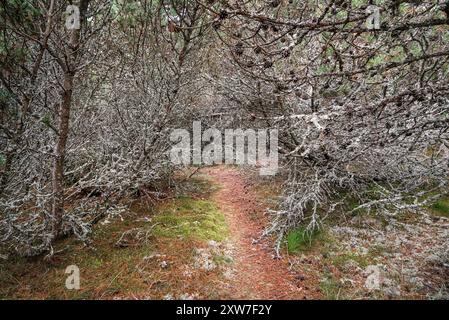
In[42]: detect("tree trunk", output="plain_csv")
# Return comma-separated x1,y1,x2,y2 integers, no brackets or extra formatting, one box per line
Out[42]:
51,0,89,237
51,73,73,236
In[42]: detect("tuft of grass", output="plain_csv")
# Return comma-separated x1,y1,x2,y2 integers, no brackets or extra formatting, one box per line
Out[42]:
151,197,229,242
319,273,344,300
286,226,324,254
430,198,449,217
331,252,370,269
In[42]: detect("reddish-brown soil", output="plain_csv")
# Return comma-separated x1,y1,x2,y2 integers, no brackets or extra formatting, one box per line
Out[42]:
204,166,319,300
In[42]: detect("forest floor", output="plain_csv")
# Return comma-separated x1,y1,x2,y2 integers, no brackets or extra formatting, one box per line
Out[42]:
0,166,448,299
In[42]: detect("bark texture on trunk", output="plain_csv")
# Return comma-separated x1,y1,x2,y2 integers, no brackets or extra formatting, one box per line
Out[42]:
51,0,89,237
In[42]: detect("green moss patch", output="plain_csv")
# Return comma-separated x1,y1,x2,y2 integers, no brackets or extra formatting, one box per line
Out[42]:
151,197,229,242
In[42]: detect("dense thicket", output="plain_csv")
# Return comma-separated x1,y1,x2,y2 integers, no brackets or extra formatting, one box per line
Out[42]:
204,0,449,252
1,0,448,257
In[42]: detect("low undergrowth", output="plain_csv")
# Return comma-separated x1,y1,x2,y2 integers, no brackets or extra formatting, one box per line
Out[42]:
430,197,449,217
0,176,231,299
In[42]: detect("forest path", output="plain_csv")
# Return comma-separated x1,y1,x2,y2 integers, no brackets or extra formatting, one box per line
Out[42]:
202,166,307,299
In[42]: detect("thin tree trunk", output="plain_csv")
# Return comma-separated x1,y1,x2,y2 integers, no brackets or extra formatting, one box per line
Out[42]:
52,73,73,235
51,0,89,237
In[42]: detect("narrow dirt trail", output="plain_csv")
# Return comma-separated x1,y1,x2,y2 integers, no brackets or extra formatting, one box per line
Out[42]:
203,166,308,300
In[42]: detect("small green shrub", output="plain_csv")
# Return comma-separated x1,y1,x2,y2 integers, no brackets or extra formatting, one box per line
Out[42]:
286,226,322,254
